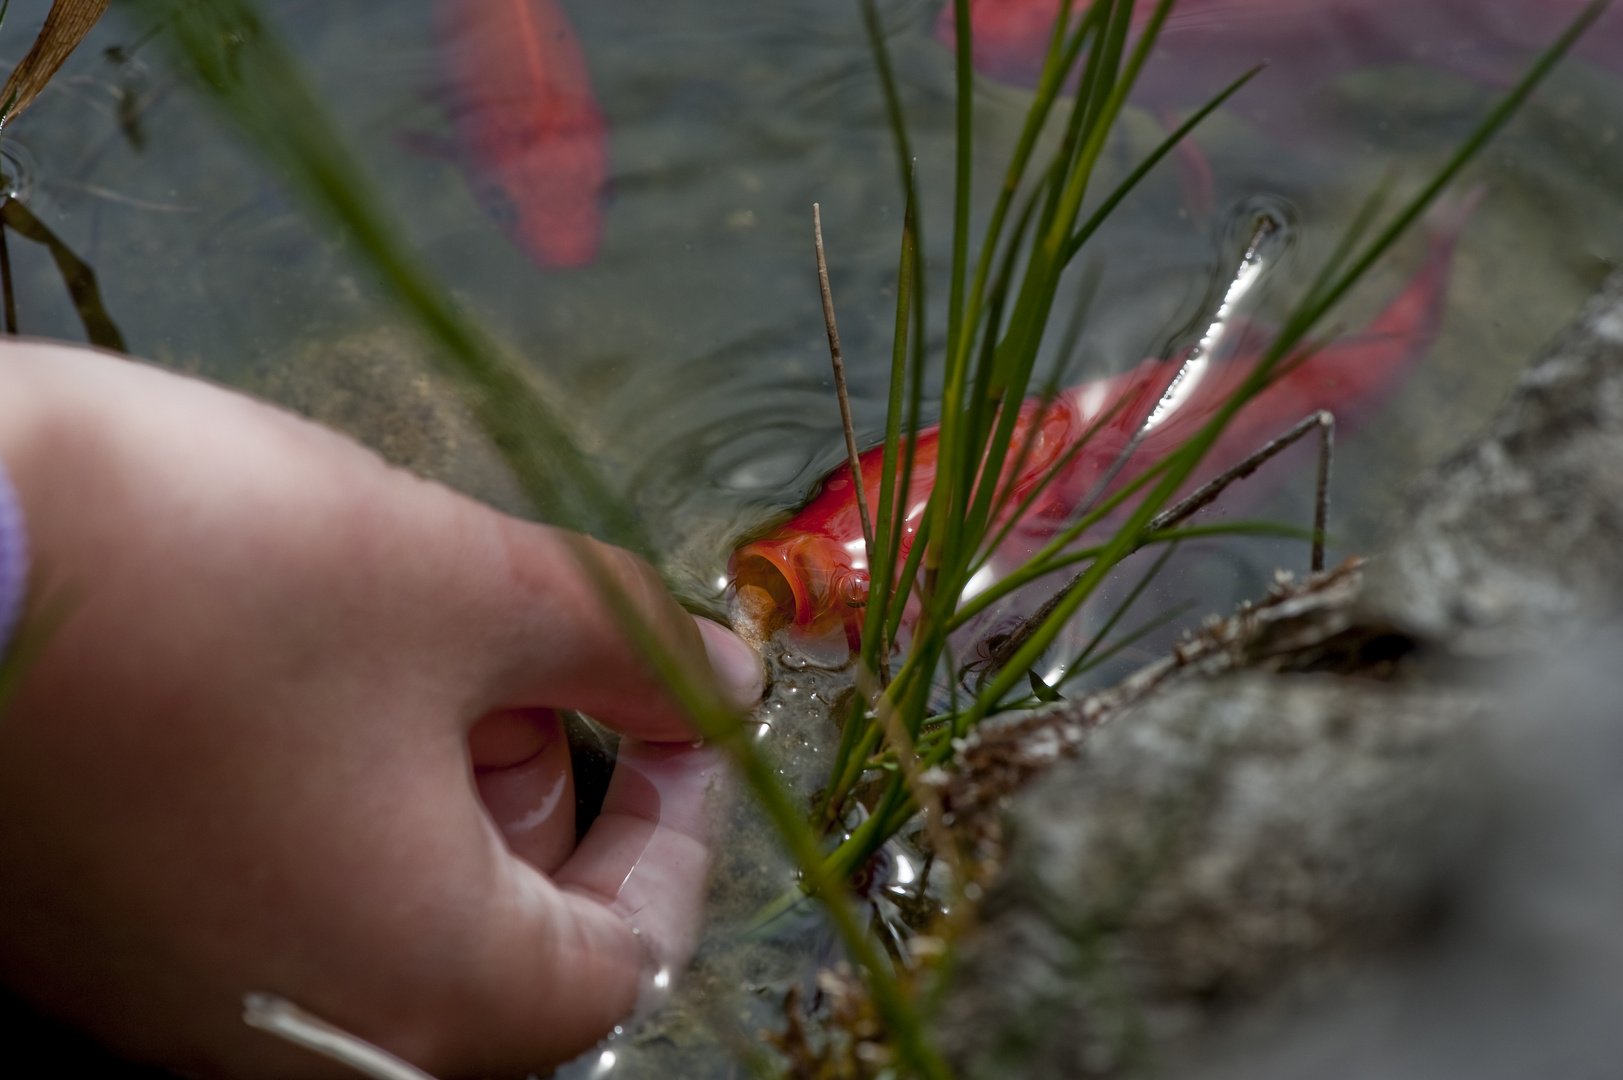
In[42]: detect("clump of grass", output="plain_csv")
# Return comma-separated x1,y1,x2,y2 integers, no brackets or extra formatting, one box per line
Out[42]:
809,0,1611,909
114,0,1611,1077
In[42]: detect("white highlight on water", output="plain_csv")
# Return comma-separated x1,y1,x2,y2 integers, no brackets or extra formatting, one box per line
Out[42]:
1145,226,1273,430
960,564,998,603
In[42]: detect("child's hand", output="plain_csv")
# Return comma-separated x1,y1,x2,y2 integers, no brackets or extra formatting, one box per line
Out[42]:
0,341,763,1078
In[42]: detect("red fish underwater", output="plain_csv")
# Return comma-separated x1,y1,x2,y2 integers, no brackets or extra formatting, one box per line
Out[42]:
938,0,1623,153
435,0,609,269
731,195,1478,649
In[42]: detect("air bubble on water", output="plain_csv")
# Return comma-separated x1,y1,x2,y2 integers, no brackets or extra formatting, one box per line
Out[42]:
0,141,36,203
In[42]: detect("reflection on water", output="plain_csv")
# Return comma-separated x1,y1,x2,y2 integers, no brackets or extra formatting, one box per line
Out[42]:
4,0,1623,1072
3,0,1620,590
3,0,1620,601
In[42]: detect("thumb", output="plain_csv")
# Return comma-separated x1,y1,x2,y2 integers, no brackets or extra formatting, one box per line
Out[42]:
553,739,728,990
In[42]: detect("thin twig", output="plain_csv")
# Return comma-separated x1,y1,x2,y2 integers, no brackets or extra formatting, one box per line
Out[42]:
1061,214,1281,536
814,203,875,564
988,409,1331,674
1313,411,1334,573
1146,410,1327,533
243,994,439,1080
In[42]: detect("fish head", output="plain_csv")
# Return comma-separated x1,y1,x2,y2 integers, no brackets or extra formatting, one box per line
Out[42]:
731,530,870,649
728,445,930,653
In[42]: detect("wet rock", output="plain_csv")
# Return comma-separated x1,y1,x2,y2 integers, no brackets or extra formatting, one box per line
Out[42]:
937,269,1623,1078
1165,628,1623,1080
941,562,1399,851
936,674,1487,1080
1367,268,1623,654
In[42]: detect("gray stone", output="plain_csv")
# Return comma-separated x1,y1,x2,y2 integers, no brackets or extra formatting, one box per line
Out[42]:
1367,269,1623,654
937,270,1623,1079
1163,629,1623,1080
937,674,1487,1080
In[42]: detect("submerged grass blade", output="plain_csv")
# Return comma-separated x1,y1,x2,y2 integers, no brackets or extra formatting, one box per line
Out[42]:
947,0,972,366
2,196,126,350
1058,539,1180,682
1286,0,1611,349
1059,597,1195,686
0,220,14,336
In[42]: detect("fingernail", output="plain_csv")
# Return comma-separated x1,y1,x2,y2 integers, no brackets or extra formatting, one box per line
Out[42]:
693,617,764,710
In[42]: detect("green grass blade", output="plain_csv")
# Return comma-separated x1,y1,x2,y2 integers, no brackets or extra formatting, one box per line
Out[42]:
1058,598,1196,686
947,0,973,366
856,0,916,203
1065,63,1263,262
859,180,918,675
1282,0,1611,351
1058,539,1180,679
954,3,1098,392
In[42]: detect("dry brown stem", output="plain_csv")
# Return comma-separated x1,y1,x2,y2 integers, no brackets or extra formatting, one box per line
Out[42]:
813,203,875,562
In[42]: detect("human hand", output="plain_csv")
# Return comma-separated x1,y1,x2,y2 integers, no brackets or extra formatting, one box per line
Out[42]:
0,340,762,1078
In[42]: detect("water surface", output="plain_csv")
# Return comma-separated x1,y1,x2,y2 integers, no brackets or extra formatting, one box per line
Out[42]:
5,0,1623,1073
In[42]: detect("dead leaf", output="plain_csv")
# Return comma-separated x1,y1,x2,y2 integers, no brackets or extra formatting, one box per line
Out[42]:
0,0,111,125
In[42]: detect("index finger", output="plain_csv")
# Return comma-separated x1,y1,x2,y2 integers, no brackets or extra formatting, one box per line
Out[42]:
444,511,762,741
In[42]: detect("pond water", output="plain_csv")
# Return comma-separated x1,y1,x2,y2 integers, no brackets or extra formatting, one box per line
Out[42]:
6,0,1623,1074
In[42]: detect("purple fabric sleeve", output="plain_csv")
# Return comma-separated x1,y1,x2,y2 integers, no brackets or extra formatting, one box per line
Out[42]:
0,456,27,660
